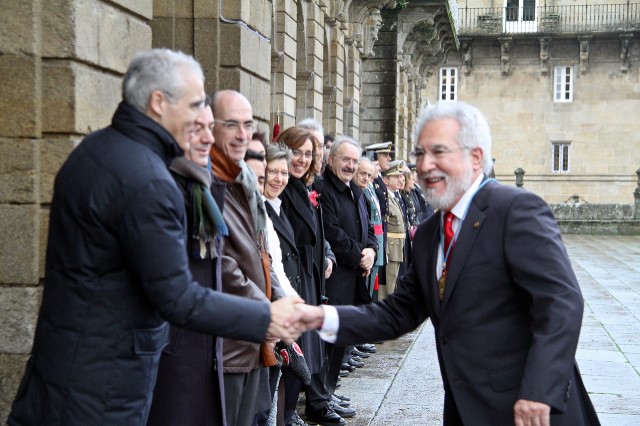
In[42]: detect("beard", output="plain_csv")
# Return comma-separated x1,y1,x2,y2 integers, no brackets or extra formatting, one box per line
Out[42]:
421,164,474,211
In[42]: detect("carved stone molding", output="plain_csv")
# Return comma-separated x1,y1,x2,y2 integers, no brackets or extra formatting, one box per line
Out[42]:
578,35,592,75
459,37,472,76
539,37,551,76
499,37,512,76
620,34,633,74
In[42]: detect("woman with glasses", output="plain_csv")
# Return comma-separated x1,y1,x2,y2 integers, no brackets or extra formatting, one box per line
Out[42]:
276,126,341,425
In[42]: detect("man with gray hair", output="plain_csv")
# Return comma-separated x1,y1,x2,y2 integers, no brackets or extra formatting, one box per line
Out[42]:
8,49,302,425
296,101,599,426
310,136,377,423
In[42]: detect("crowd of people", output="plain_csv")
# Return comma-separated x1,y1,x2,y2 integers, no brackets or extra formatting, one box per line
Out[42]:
9,48,599,426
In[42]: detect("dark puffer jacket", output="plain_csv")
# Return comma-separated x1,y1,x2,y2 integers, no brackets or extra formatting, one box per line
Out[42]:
8,102,270,425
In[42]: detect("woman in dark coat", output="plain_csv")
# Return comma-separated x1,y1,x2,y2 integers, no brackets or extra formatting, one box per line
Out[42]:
277,126,337,421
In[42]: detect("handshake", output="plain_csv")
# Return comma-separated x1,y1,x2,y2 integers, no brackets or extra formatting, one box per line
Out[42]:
266,297,327,344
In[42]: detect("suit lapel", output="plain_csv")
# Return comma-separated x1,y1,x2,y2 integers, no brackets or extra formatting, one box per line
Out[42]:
266,203,297,250
440,180,494,310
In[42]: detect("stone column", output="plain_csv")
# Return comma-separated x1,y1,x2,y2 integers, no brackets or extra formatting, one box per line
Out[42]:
0,0,152,419
361,7,399,147
634,167,640,219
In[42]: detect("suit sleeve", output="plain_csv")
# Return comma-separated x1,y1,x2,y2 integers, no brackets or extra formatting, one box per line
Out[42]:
118,179,270,342
334,260,429,346
504,191,584,411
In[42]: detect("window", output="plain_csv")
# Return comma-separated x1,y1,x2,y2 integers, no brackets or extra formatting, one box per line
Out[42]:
554,66,574,102
552,143,570,173
439,67,457,101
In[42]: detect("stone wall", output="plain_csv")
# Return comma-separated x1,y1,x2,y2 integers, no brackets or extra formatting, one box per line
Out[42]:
0,0,153,418
0,0,456,419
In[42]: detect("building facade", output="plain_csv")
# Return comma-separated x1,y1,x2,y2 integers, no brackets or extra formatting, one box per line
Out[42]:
440,0,640,203
0,0,457,417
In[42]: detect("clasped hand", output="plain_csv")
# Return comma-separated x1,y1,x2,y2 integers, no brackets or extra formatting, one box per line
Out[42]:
266,297,326,344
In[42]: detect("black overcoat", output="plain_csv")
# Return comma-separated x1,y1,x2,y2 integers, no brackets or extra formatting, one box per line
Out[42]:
8,102,270,425
266,201,324,375
314,169,377,305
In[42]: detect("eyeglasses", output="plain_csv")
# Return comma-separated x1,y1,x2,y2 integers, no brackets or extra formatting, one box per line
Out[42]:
291,149,313,159
337,156,359,166
411,145,468,160
214,119,254,133
266,168,289,179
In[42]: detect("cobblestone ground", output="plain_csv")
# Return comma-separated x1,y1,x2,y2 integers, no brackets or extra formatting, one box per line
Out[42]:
309,235,640,426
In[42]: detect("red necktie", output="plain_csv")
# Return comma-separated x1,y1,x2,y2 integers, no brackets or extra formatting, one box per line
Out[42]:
443,211,455,254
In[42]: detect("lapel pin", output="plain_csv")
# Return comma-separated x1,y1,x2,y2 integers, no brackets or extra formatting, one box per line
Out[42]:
473,221,480,228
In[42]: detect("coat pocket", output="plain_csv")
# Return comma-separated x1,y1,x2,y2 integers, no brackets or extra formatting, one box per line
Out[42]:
488,362,524,393
133,322,170,355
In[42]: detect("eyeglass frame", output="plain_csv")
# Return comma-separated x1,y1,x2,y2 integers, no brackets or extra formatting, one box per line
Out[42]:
266,168,290,179
214,119,254,133
291,149,314,160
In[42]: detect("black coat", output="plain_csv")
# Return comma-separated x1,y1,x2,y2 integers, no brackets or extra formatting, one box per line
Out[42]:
314,169,377,305
9,102,270,425
147,172,228,426
280,178,326,306
266,201,324,375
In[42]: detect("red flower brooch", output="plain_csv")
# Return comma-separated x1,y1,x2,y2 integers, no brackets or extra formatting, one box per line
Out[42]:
309,190,320,207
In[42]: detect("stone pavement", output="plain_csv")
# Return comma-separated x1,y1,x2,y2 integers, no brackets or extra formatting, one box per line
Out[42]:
323,235,640,425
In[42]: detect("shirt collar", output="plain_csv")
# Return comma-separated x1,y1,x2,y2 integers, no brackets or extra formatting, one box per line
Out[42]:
450,173,484,219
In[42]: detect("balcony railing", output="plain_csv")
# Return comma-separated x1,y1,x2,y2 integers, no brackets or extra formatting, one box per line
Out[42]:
459,3,640,35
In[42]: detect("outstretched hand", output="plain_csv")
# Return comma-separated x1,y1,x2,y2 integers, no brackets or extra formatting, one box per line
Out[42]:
294,304,325,331
267,296,304,345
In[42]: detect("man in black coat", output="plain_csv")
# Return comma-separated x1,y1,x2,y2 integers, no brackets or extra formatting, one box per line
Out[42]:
297,102,600,426
8,49,302,426
312,136,377,423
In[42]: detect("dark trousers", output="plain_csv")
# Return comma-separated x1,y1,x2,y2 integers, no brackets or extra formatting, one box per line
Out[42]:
224,369,261,426
304,369,330,412
325,343,347,396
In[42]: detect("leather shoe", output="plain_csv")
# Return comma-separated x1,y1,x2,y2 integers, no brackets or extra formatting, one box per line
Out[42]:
338,369,349,378
348,358,364,368
351,348,370,358
356,343,376,353
330,401,356,418
305,406,346,425
331,394,350,407
341,363,355,372
333,393,350,402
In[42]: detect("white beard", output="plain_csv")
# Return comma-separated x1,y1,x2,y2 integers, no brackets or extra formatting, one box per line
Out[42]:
421,164,474,211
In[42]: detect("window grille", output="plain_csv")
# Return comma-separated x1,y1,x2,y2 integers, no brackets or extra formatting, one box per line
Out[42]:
552,142,570,173
439,67,458,101
554,66,573,102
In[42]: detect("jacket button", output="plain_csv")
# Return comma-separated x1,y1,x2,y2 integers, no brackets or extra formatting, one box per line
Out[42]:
439,336,448,345
296,276,301,284
292,253,298,260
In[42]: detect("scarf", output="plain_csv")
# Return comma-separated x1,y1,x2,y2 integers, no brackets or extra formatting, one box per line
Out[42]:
170,157,228,259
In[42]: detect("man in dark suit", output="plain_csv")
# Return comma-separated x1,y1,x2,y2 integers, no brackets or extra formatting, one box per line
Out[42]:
298,102,600,425
311,136,378,423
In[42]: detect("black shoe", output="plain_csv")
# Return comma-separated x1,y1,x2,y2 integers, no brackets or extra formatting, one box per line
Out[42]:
350,355,362,362
338,369,350,378
351,348,370,358
288,412,311,426
333,393,350,402
329,401,356,418
348,358,364,368
341,362,355,372
331,394,350,407
356,343,376,353
305,407,346,425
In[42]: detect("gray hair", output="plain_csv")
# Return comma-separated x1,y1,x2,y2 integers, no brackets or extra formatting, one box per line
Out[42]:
329,135,362,158
297,118,324,135
413,101,493,174
266,142,292,167
122,49,204,113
